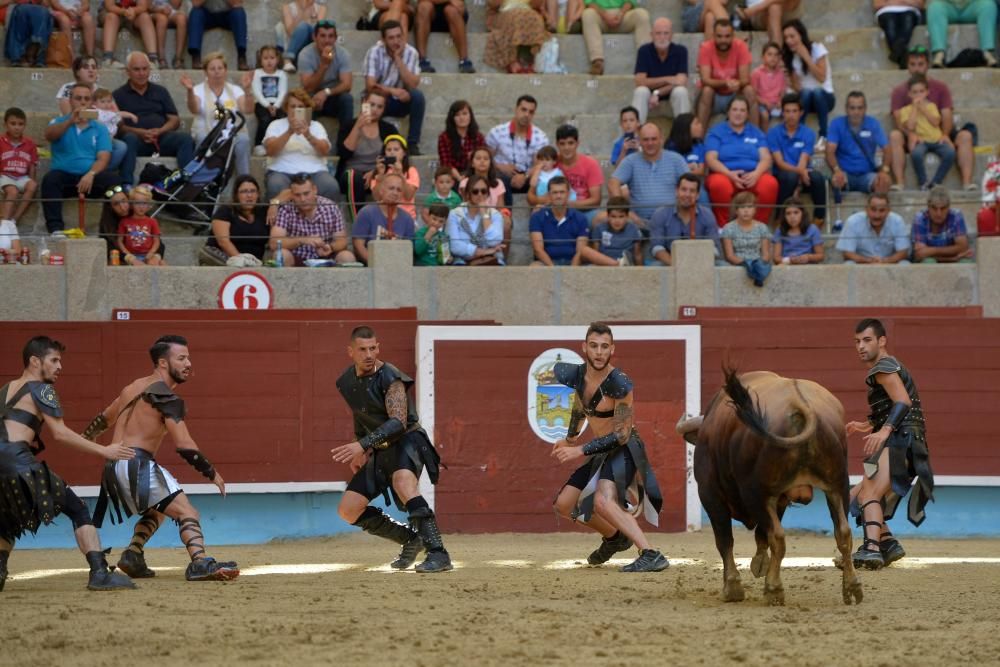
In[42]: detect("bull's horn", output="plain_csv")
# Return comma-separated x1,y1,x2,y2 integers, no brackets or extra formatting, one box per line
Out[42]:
675,414,703,436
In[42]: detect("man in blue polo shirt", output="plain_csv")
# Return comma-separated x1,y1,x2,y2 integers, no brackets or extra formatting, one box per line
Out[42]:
609,122,689,222
768,93,828,225
40,84,122,234
631,17,690,123
826,91,892,207
529,177,596,266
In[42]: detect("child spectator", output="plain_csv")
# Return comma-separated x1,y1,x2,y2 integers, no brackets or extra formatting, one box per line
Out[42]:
899,74,955,189
545,0,582,32
772,196,824,264
371,134,420,219
423,165,462,216
591,196,643,265
751,42,786,131
530,145,576,202
150,0,188,69
117,185,165,266
610,106,640,168
252,45,289,154
721,191,772,286
93,88,137,181
414,203,453,266
0,107,38,236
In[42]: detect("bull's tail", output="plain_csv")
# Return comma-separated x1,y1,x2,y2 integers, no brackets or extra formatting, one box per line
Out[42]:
723,367,818,449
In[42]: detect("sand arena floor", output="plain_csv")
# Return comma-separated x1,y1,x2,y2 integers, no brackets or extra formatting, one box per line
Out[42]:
2,531,999,666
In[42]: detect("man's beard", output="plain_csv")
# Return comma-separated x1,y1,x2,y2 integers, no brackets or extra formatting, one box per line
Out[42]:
586,354,609,371
169,366,188,384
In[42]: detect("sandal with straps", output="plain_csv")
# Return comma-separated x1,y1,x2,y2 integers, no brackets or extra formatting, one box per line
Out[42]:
853,516,886,570
880,526,906,566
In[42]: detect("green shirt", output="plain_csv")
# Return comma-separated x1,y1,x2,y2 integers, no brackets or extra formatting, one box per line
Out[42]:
585,0,632,9
413,226,451,266
423,189,462,210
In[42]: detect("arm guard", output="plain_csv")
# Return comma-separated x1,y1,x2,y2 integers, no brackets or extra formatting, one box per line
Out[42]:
581,431,622,456
885,401,910,431
81,413,109,441
177,448,217,481
358,418,406,452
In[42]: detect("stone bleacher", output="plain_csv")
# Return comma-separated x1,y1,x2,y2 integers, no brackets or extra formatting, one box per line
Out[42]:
1,0,997,266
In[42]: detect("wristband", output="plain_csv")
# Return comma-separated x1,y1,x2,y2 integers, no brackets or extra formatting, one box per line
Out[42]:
177,448,216,481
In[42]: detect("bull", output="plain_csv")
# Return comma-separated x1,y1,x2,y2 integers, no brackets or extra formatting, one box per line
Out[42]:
677,369,863,606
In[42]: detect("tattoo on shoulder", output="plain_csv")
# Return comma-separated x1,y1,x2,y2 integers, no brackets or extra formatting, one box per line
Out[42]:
613,402,633,445
385,381,408,423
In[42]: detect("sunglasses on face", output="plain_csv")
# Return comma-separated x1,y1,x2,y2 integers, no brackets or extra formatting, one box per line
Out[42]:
470,188,488,195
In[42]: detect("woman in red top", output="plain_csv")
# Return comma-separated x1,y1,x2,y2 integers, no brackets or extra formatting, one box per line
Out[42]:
116,185,166,265
437,100,485,182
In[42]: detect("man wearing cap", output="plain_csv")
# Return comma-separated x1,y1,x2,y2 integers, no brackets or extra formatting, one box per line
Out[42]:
363,19,426,155
298,20,354,134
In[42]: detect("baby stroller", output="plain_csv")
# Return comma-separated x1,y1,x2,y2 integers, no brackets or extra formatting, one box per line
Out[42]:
149,103,245,231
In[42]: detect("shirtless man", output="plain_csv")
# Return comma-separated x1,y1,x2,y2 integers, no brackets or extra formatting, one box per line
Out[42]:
88,334,239,582
551,323,668,572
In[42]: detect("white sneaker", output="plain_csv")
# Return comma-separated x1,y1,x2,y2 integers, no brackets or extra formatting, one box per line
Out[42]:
252,145,267,157
282,59,296,73
814,137,826,153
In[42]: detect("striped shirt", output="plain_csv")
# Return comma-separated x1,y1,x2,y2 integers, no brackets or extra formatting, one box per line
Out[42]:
362,41,421,89
485,122,550,174
611,149,690,220
275,196,345,263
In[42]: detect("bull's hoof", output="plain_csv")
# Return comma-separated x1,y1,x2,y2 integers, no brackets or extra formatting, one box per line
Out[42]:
722,579,745,603
764,583,785,606
750,552,770,579
842,578,863,605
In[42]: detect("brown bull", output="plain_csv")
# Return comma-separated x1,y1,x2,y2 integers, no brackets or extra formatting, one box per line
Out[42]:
679,369,863,606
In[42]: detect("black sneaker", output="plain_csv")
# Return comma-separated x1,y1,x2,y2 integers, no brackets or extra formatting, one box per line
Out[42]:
390,535,425,570
419,58,436,73
880,538,906,566
852,545,885,570
117,549,156,578
415,550,453,573
587,533,633,565
87,568,136,591
185,557,240,581
409,143,421,156
620,549,670,573
458,59,476,74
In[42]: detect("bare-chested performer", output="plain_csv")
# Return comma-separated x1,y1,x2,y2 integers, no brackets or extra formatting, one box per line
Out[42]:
1,335,135,592
551,323,668,572
87,334,239,582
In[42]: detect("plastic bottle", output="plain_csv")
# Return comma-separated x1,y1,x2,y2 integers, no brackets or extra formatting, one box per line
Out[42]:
275,239,284,267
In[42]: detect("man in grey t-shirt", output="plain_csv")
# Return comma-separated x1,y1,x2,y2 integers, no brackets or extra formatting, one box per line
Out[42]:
298,20,354,132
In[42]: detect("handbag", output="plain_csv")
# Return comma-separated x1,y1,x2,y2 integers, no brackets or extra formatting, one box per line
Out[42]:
46,31,73,69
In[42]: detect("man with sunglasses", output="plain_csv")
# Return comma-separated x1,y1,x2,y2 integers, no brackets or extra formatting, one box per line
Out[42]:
299,20,354,134
40,83,123,235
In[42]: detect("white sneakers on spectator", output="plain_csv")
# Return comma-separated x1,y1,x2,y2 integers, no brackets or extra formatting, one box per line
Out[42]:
283,59,296,73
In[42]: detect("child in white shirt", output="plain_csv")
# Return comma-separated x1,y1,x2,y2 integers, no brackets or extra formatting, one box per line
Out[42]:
252,45,289,154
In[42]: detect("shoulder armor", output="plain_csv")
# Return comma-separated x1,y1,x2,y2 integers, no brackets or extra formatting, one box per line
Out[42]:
867,356,901,383
28,381,63,418
553,362,583,388
378,362,414,392
604,368,633,400
141,381,186,423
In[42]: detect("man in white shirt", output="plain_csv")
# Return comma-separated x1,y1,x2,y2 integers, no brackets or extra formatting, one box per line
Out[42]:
485,95,550,206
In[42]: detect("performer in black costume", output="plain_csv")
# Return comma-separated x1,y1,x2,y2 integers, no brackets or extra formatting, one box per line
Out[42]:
87,335,239,582
0,336,135,592
331,325,451,573
846,318,934,570
551,323,668,573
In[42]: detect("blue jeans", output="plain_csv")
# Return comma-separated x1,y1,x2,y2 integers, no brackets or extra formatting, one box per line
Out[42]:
800,89,836,138
911,140,956,187
187,6,248,54
120,131,196,186
775,168,828,221
742,259,772,286
384,89,426,149
3,4,52,64
110,139,127,173
282,22,313,61
317,93,355,132
41,169,122,232
833,171,877,204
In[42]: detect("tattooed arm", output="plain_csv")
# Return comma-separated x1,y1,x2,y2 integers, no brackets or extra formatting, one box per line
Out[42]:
611,391,634,446
565,393,586,443
332,380,410,463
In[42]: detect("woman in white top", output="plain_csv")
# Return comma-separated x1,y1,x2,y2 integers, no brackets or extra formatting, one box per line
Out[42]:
180,51,253,178
276,0,326,73
782,19,835,146
262,87,339,201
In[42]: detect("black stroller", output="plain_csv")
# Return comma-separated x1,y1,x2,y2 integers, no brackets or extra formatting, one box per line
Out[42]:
149,103,245,230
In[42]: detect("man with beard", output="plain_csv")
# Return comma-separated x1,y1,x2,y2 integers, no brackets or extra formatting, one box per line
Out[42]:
550,323,668,572
486,95,550,205
695,19,757,130
331,326,451,573
88,335,239,582
845,318,934,569
1,336,136,592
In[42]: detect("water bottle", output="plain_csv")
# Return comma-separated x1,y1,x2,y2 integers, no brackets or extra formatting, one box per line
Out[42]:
275,239,284,267
439,233,452,265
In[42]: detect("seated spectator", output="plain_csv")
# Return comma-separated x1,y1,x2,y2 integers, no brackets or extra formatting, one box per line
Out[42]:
370,134,420,220
100,0,158,69
438,99,485,182
897,74,955,189
116,184,165,265
611,106,640,168
544,0,581,33
888,46,976,191
772,196,824,264
875,0,924,68
926,0,997,68
352,171,416,265
269,173,355,266
631,18,689,124
277,0,325,73
609,122,689,222
647,173,719,265
580,0,650,76
696,19,758,130
484,0,548,74
415,0,475,73
414,202,453,266
180,51,252,178
263,87,338,202
978,147,1000,236
92,88,134,182
150,0,186,69
705,96,779,227
447,174,505,265
826,91,892,210
297,20,353,134
529,177,595,266
782,19,836,148
188,0,250,71
911,186,972,263
528,145,573,204
735,0,802,45
752,41,786,130
336,90,396,216
486,95,549,205
681,0,728,41
835,192,911,264
51,0,96,61
591,196,642,265
666,113,708,203
362,0,413,36
98,184,131,262
423,166,462,215
199,174,270,265
0,107,38,233
459,147,508,208
2,0,52,67
251,45,289,152
363,20,425,154
41,84,122,234
721,192,772,286
768,93,827,226
56,55,99,116
529,125,601,222
114,52,195,189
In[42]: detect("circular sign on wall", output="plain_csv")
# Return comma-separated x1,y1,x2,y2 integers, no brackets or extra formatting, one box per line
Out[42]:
527,347,586,444
217,271,274,310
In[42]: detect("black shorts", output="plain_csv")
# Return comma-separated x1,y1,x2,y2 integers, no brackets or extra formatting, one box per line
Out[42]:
429,4,469,32
345,433,427,501
563,446,637,491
